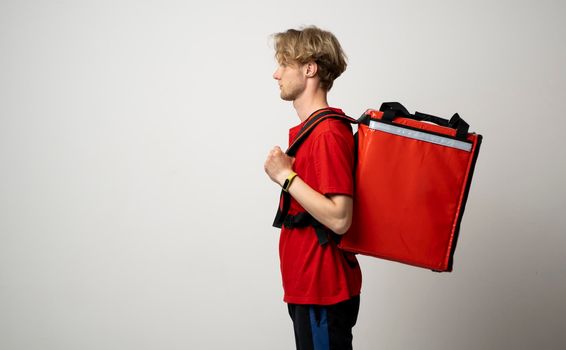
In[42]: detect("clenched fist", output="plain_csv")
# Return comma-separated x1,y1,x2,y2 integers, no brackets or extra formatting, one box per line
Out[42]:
264,146,295,186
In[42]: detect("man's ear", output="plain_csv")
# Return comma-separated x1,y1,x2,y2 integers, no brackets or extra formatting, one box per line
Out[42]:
304,61,318,78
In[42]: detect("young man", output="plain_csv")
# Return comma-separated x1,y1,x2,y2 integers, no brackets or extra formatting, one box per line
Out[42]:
264,26,362,350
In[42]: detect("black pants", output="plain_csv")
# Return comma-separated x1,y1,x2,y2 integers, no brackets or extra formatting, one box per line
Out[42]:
287,296,360,350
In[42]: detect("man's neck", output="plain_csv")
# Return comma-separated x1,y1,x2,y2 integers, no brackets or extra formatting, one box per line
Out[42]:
293,90,330,122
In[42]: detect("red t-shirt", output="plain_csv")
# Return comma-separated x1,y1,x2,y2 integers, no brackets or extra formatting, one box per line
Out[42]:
279,107,362,305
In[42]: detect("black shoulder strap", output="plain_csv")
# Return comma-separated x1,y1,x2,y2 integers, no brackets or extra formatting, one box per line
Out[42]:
287,109,357,156
273,109,357,245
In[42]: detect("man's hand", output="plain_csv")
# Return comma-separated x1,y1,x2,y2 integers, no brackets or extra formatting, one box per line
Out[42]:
264,146,295,186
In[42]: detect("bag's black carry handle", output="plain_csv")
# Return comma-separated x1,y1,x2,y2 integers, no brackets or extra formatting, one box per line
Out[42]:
379,102,469,140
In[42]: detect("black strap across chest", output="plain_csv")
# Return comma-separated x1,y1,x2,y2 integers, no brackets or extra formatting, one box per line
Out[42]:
272,108,357,246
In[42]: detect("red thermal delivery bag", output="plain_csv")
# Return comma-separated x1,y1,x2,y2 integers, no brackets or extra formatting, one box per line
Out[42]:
339,102,482,272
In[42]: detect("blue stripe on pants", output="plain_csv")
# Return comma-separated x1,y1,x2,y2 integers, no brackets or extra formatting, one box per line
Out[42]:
309,306,329,350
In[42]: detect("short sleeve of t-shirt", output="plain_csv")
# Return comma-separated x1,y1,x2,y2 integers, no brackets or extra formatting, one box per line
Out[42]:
311,126,354,196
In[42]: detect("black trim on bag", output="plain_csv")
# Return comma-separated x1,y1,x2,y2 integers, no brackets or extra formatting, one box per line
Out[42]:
446,134,483,271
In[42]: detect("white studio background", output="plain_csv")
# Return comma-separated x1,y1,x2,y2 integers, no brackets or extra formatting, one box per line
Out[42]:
1,0,565,349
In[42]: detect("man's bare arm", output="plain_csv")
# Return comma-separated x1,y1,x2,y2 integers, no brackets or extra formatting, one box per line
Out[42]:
264,146,353,234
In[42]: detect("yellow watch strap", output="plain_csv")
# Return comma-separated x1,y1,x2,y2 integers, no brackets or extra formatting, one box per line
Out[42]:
282,171,298,192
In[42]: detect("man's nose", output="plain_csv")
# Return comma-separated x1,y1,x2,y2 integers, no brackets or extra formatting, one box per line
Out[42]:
273,68,281,80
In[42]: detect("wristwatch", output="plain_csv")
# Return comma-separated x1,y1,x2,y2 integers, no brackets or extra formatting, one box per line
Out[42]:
282,171,298,192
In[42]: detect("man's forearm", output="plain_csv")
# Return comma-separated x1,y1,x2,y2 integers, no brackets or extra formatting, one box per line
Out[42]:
285,175,353,235
264,145,353,234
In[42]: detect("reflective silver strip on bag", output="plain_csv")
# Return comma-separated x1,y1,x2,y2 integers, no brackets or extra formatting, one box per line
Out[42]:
369,120,472,152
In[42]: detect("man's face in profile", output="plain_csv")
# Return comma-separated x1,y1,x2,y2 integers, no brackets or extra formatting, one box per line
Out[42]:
272,61,306,101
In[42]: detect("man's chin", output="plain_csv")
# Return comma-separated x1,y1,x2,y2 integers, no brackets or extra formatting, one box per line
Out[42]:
280,92,295,101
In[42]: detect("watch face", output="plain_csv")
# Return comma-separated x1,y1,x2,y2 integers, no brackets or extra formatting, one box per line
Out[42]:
283,179,290,192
